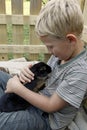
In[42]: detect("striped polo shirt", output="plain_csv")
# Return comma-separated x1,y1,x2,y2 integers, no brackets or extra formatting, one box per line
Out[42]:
41,50,87,130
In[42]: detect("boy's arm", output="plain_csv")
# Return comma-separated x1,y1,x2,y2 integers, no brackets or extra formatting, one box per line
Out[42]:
5,75,68,113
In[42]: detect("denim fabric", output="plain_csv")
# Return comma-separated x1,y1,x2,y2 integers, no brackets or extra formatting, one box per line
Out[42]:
0,71,11,97
0,71,51,130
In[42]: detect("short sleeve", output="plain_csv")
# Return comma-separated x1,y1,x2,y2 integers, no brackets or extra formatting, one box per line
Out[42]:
56,70,87,108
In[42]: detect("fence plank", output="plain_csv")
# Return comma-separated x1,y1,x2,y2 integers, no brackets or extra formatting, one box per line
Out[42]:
0,44,50,61
0,45,48,53
30,0,42,15
11,0,23,45
11,0,24,58
30,0,42,60
30,0,42,45
0,0,8,60
82,0,87,42
0,0,5,13
79,0,85,11
83,0,87,25
12,0,23,14
0,0,7,44
0,15,36,25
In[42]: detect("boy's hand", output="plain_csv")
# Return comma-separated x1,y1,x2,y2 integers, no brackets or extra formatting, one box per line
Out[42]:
5,75,22,93
19,64,34,83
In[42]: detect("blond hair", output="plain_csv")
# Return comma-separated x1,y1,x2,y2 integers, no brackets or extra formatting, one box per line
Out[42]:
35,0,84,39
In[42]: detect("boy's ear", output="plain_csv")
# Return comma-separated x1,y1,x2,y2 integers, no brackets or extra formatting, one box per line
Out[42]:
66,34,77,43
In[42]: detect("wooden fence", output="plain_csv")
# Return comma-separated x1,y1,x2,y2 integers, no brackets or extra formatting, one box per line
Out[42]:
0,0,87,62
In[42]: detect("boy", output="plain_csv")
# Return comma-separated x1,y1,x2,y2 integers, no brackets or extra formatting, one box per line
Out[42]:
0,0,87,130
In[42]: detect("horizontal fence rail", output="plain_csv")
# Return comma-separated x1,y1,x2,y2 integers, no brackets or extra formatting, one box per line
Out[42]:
0,44,51,61
0,14,37,25
0,45,48,54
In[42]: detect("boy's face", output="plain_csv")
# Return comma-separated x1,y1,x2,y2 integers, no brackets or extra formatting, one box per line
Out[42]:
40,35,76,61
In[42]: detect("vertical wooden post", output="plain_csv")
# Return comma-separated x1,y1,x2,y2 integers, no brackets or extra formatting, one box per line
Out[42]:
30,0,42,15
79,0,85,12
0,0,7,44
30,0,42,45
83,0,87,25
29,0,42,61
11,0,23,58
11,0,23,45
82,0,87,42
0,0,8,60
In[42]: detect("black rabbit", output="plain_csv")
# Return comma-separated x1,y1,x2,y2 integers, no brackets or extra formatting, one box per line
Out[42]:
0,62,51,112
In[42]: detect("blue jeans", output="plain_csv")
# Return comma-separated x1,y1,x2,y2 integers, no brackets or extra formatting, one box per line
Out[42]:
0,71,51,130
